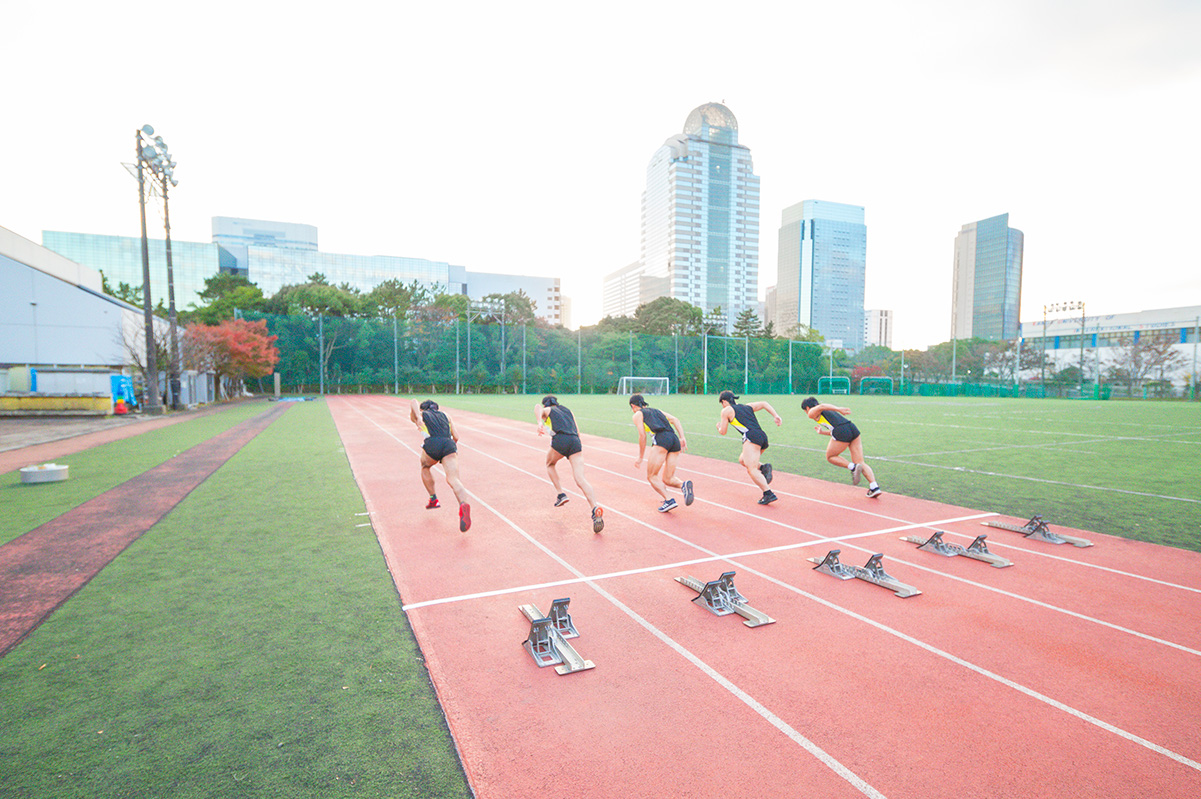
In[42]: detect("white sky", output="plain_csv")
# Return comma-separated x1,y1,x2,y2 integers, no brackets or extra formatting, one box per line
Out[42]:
3,0,1199,349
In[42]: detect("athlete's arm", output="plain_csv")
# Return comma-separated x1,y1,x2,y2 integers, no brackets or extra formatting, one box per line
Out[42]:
807,403,850,419
447,415,459,442
633,410,646,466
409,400,423,430
716,406,733,435
666,411,687,450
750,401,783,426
535,404,549,435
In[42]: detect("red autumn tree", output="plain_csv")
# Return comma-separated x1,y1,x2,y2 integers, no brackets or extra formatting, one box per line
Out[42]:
184,319,280,398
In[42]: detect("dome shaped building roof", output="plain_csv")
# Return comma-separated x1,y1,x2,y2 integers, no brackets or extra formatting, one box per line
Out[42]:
683,103,738,136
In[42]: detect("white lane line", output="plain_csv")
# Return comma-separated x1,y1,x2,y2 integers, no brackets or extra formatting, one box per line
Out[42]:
460,420,1201,656
352,400,1201,775
344,399,888,799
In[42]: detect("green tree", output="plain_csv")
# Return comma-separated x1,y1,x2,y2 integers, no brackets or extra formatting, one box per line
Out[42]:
633,297,703,336
184,274,266,325
732,307,762,338
265,281,363,317
479,290,537,326
364,278,430,319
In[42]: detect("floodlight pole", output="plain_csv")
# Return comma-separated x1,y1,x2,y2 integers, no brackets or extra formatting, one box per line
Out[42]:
577,326,581,394
134,130,162,415
160,176,181,409
744,335,749,393
1079,302,1086,398
788,339,793,394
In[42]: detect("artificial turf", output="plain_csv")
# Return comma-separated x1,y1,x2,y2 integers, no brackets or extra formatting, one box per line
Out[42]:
437,392,1201,552
0,401,471,799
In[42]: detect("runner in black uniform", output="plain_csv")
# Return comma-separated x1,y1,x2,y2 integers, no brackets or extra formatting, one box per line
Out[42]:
629,394,693,513
409,399,471,530
716,390,782,505
801,396,882,498
536,396,604,532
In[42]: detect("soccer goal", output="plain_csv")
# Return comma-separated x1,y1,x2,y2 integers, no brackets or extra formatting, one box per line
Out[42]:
618,376,669,396
859,377,894,395
817,376,851,395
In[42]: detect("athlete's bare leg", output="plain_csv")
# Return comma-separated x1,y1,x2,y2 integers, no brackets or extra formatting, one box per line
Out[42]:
440,453,468,505
546,448,566,494
825,438,851,469
660,450,684,490
646,447,670,500
419,452,438,496
739,440,769,491
566,452,598,507
847,438,877,483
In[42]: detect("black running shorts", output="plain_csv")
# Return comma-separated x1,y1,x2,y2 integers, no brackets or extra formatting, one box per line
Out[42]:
422,437,457,462
551,433,582,458
651,430,681,453
744,428,769,451
831,422,860,444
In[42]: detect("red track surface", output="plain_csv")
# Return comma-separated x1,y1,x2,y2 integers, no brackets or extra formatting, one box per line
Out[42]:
329,396,1201,799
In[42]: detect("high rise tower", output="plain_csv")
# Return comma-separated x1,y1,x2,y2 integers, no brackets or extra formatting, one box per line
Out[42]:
952,213,1024,341
776,200,866,349
638,102,760,331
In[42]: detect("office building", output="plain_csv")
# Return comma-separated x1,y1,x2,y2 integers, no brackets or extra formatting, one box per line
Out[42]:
952,213,1024,341
637,102,760,332
776,200,866,350
864,309,893,348
466,270,563,326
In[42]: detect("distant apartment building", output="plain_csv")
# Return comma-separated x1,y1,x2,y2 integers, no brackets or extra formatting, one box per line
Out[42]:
637,102,760,332
43,217,566,325
776,200,866,350
603,261,649,319
952,213,1023,341
864,309,893,348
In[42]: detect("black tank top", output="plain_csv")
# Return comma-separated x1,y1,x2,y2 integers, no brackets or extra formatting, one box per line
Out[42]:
546,405,579,436
640,407,671,434
817,408,851,428
422,408,452,439
730,403,763,434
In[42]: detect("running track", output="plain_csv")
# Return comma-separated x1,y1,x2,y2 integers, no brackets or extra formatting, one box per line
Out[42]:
328,395,1201,799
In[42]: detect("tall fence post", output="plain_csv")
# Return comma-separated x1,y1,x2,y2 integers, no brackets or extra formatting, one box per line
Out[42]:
393,316,399,395
577,327,582,394
318,314,325,395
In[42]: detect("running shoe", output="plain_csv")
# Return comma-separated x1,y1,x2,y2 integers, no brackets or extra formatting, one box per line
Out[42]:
591,506,604,533
760,463,773,484
682,480,694,506
554,493,570,507
757,490,778,505
850,463,862,486
459,503,471,531
658,498,678,513
866,486,883,499
425,497,440,510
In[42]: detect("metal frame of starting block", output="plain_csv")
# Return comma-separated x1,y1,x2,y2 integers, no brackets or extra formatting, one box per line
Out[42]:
675,571,775,627
519,598,595,675
983,514,1092,548
900,531,1013,568
808,550,921,598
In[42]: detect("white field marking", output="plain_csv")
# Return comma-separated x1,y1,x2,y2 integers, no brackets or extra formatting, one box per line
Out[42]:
355,512,370,516
460,421,1201,655
454,414,1201,596
401,515,991,611
734,562,1201,775
355,523,373,528
354,400,1201,775
345,401,888,798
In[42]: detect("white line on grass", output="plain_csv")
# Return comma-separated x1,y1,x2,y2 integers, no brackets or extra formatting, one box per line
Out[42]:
353,400,1201,777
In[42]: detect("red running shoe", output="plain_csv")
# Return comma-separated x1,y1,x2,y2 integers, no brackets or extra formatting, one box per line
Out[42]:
459,503,471,532
426,497,440,509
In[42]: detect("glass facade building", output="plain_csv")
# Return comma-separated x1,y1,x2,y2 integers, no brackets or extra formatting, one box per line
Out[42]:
41,230,221,311
776,200,866,350
952,213,1024,341
638,103,760,332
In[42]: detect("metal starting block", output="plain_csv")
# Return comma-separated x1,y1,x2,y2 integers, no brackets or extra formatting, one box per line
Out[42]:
519,598,595,675
675,571,775,627
900,531,1013,568
808,550,921,598
983,515,1092,548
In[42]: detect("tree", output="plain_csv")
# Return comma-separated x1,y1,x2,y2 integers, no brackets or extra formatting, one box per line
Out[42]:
1106,336,1186,394
479,290,538,326
364,278,430,319
185,274,266,325
782,322,824,342
265,281,363,317
732,307,762,338
633,297,703,336
184,319,280,399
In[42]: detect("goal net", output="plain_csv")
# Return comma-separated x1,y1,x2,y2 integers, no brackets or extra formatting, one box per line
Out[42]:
617,376,669,396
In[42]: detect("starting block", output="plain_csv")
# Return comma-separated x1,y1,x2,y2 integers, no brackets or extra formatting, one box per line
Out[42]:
983,515,1092,548
808,550,921,598
675,571,775,627
519,598,595,675
900,531,1012,568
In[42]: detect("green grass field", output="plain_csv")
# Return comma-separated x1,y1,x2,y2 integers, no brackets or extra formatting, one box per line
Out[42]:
0,401,471,799
442,393,1201,552
2,393,1197,798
